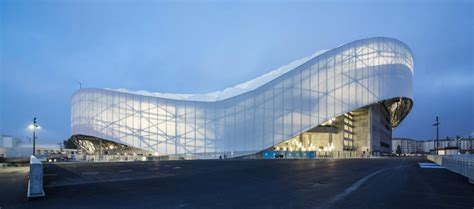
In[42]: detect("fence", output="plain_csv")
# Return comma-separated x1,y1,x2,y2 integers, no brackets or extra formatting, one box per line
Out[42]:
71,150,380,162
316,151,373,159
72,154,148,162
427,154,474,184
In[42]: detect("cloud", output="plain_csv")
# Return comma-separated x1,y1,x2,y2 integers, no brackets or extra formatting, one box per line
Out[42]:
416,69,474,94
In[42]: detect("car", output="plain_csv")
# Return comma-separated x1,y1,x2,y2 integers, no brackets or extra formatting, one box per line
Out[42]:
46,154,69,163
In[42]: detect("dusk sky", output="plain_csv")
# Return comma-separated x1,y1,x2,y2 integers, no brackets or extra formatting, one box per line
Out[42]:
1,0,473,144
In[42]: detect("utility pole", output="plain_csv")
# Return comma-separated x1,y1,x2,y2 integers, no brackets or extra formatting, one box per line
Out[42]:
432,116,440,154
32,117,38,155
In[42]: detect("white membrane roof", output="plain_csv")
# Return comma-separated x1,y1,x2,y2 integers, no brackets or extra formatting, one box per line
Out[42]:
106,49,328,102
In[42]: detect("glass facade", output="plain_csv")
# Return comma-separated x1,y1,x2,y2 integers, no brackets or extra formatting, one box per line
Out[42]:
71,37,414,158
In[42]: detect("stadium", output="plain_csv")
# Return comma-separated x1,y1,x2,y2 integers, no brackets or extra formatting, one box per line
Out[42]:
71,37,413,159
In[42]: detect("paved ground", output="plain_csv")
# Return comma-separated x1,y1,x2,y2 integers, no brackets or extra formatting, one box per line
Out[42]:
1,157,473,209
0,166,29,207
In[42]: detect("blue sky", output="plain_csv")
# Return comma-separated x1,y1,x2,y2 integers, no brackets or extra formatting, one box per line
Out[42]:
1,0,473,143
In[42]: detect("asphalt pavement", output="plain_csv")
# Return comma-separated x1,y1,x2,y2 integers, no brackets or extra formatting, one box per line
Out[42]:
1,157,473,209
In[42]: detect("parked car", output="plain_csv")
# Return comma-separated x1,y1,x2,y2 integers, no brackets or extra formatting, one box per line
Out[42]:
46,154,69,162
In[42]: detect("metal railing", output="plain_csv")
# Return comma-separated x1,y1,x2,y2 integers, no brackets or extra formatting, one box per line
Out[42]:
316,151,373,159
427,154,474,184
72,154,148,162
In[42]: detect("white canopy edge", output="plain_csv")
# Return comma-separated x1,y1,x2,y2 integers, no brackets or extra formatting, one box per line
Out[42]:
106,49,328,102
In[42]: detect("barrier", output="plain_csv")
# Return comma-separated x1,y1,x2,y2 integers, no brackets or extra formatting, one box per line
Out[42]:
427,154,474,184
72,154,148,162
27,155,45,199
261,151,316,159
426,155,443,165
260,151,373,159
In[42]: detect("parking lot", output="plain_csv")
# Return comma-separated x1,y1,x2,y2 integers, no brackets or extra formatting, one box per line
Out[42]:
1,157,473,209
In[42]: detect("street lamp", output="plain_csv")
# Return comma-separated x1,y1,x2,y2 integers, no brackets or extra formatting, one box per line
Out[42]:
29,117,41,155
432,116,440,154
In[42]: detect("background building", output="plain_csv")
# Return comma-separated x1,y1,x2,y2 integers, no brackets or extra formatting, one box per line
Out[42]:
0,135,76,158
71,37,414,159
392,137,474,154
392,138,417,154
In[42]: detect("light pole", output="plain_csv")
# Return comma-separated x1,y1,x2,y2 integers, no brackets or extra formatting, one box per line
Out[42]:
29,117,41,156
432,116,440,154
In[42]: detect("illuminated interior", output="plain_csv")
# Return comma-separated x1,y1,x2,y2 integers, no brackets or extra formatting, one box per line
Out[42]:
71,37,414,159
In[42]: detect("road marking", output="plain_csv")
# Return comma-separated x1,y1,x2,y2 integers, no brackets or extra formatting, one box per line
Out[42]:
314,167,393,209
45,173,177,188
82,172,99,175
173,166,180,169
418,163,444,169
148,168,159,171
119,170,133,173
420,166,444,169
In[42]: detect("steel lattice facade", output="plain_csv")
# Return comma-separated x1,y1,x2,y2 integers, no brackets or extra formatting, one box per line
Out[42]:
71,37,414,157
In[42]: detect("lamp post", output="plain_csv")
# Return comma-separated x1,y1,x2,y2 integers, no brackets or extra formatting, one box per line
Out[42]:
29,117,41,156
432,116,440,154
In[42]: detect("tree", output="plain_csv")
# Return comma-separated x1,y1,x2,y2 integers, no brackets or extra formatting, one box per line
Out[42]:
63,137,77,149
396,145,402,156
